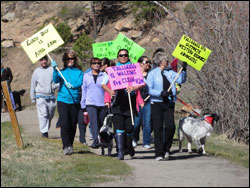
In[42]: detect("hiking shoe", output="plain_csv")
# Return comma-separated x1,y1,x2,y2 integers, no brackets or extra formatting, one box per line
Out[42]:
155,156,164,161
81,142,88,146
91,143,100,149
64,146,73,155
143,145,151,149
164,152,170,160
69,146,73,154
42,132,48,138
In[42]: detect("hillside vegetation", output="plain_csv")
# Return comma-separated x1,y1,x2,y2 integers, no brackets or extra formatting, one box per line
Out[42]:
1,1,249,144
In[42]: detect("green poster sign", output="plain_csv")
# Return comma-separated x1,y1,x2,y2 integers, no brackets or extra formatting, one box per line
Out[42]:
111,33,145,63
92,41,116,59
172,35,212,71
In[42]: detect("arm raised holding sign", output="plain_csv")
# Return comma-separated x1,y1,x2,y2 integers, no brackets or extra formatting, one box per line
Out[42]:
147,50,187,160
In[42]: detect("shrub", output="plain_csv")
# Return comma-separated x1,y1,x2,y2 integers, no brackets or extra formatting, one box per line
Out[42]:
55,22,72,46
72,32,93,70
131,1,165,24
183,3,197,20
131,1,177,25
58,6,86,21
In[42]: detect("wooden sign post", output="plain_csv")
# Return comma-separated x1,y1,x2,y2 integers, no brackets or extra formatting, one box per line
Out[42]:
1,81,24,148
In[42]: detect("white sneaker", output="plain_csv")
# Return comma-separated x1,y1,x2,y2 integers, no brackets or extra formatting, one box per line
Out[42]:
164,152,170,159
132,140,137,148
143,145,151,149
82,142,88,146
155,156,164,161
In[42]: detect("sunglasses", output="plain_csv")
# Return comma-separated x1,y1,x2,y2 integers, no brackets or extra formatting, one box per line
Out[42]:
142,60,151,65
118,54,129,58
66,57,75,61
91,62,101,65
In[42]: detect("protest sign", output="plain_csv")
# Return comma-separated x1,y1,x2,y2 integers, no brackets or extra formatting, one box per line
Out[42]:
106,63,144,90
111,33,145,63
21,23,64,63
172,35,212,71
92,41,117,59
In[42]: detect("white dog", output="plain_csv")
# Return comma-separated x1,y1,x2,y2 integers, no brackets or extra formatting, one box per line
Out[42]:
178,113,220,155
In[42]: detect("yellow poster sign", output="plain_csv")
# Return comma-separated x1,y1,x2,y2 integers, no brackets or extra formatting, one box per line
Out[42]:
21,24,64,63
172,35,212,71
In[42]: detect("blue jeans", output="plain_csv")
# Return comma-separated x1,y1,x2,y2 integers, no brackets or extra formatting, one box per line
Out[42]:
86,105,107,145
133,102,151,146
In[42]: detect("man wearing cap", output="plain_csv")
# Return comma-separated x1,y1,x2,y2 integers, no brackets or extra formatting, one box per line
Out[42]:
30,55,59,138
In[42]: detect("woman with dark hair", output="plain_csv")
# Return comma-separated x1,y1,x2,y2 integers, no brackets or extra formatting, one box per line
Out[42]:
102,49,144,160
132,56,152,149
52,50,83,155
100,57,111,72
81,57,107,149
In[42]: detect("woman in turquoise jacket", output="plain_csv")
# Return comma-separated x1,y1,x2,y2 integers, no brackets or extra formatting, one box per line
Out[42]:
52,50,83,155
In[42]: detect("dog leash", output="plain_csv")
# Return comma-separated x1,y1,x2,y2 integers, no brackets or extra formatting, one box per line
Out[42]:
177,98,213,125
177,98,201,116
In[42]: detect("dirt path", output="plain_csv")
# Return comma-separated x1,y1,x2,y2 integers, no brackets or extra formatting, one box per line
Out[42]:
1,106,249,187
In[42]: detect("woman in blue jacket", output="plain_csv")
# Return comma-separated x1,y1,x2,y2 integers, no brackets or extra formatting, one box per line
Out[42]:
81,57,107,149
147,51,187,161
52,50,83,155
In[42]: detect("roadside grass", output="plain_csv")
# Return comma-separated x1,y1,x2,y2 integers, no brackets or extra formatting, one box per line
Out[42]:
1,122,132,187
172,115,249,168
204,134,249,168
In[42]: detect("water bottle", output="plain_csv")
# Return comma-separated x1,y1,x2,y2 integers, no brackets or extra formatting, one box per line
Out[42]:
83,112,89,125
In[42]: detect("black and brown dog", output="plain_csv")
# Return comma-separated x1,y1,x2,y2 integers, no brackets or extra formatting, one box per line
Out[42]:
12,89,26,111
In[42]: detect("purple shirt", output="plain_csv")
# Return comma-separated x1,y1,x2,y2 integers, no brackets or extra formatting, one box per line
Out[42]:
80,71,105,109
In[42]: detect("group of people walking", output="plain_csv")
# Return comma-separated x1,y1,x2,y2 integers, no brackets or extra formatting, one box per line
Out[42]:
30,48,187,161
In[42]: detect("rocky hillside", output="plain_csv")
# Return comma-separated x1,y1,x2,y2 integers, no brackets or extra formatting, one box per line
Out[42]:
1,1,192,107
2,1,249,144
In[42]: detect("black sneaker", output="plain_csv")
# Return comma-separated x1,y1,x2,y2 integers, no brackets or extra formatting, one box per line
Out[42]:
42,132,48,138
91,143,100,149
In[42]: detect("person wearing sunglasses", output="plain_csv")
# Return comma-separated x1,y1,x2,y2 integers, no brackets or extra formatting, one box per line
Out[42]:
102,49,144,160
51,50,83,155
81,57,107,149
132,56,152,149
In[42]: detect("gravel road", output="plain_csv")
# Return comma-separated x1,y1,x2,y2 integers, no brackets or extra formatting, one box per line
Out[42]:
1,106,249,187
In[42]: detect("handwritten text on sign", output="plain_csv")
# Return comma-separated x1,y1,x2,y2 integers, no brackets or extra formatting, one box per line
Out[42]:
172,35,212,71
92,41,116,60
21,24,64,63
106,63,144,90
111,33,145,63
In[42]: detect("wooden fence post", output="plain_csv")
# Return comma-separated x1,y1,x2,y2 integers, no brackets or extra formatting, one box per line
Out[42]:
1,81,24,148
